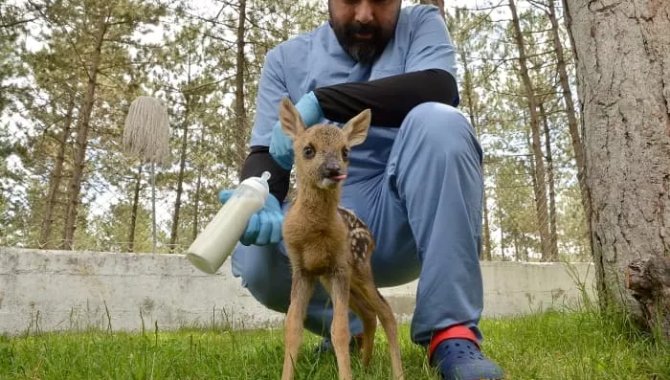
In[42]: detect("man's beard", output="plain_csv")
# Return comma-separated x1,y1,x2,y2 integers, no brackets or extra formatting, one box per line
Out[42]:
330,18,395,65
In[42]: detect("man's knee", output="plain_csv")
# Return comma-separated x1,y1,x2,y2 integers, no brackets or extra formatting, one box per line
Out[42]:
402,102,480,160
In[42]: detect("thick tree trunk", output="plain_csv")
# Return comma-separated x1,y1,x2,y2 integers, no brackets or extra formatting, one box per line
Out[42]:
39,95,74,249
626,256,670,339
509,0,553,261
563,0,670,337
61,12,109,250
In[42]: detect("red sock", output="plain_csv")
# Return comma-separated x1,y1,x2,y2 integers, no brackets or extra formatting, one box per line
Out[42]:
428,325,480,360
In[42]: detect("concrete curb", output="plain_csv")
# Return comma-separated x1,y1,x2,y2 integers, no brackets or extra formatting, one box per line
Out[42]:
0,247,595,335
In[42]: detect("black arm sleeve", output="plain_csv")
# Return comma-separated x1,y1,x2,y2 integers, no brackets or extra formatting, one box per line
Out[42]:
239,69,456,201
240,146,291,203
313,69,459,128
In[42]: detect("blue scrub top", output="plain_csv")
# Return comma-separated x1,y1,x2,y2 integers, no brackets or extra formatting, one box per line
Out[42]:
250,5,457,148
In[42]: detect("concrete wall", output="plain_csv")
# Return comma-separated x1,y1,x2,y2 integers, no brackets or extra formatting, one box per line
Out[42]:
0,247,595,335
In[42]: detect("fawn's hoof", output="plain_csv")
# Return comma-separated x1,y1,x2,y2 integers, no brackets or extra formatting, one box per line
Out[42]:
430,338,504,380
314,334,364,355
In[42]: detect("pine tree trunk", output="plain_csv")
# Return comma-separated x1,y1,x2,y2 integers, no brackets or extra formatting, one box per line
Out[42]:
513,232,520,261
39,95,74,249
540,102,559,260
127,163,142,253
169,96,191,252
192,125,206,241
234,0,248,172
547,0,591,236
496,182,506,258
526,127,542,258
61,11,109,250
482,194,493,260
509,0,553,261
192,169,203,242
563,0,670,337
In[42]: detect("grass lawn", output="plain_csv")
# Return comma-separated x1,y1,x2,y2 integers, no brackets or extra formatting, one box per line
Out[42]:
1,310,668,379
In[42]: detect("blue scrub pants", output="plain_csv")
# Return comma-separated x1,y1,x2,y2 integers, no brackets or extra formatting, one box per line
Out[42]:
231,102,484,345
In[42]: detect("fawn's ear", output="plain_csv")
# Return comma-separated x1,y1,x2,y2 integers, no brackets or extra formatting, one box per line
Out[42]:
342,109,371,147
278,97,306,139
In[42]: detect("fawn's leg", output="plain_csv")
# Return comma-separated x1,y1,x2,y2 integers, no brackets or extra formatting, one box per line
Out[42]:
282,271,315,380
359,279,404,380
329,270,353,380
350,286,377,367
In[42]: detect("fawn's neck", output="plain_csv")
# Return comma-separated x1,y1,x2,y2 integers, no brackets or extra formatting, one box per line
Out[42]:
295,185,341,222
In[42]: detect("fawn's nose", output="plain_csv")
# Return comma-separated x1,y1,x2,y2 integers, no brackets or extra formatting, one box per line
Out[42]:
320,155,348,183
322,162,341,178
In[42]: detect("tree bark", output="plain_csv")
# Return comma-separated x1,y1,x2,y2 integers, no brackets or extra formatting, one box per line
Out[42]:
39,95,74,249
61,10,109,250
563,0,670,337
508,0,553,261
626,256,670,339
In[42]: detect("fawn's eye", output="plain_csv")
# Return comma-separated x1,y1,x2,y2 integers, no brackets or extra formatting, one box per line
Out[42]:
303,145,315,159
341,147,350,161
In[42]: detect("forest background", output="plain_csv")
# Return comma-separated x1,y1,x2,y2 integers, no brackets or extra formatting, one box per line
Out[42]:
0,0,588,262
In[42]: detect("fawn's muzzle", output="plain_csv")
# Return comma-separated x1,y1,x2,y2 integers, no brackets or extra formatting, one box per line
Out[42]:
321,162,347,182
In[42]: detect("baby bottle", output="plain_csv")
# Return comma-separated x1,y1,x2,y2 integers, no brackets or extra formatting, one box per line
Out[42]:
186,172,271,274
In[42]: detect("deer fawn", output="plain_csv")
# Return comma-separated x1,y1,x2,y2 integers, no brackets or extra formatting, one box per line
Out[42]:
278,98,404,380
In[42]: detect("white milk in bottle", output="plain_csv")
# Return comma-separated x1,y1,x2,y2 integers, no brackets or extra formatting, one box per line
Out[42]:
186,172,271,274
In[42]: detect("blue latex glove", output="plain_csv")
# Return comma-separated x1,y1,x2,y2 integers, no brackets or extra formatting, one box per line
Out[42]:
218,190,283,246
269,91,324,170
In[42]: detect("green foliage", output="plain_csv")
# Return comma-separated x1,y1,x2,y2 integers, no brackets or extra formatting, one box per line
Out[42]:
84,196,153,252
492,155,540,260
0,2,31,113
1,0,588,257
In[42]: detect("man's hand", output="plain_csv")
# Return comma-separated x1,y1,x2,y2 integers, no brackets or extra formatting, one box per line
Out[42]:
269,91,324,170
218,190,283,246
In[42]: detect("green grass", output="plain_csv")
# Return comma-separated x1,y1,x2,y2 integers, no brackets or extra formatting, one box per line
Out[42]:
1,310,668,379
